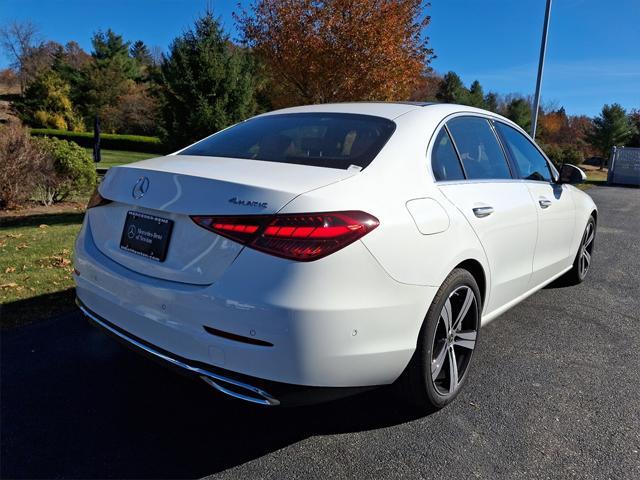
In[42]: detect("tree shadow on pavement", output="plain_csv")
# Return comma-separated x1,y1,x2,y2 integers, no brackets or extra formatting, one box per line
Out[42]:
0,211,85,228
1,312,426,479
0,288,77,330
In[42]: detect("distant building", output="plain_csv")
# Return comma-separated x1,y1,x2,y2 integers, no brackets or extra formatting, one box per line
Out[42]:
608,147,640,186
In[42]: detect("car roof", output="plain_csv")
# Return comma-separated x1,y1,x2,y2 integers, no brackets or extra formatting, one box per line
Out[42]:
257,101,514,124
259,102,428,120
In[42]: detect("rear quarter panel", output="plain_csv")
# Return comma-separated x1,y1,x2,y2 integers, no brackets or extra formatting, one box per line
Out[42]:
280,108,491,292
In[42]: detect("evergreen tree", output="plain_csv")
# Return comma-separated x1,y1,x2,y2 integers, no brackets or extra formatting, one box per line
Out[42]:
505,98,531,131
159,10,259,148
130,40,155,81
92,30,133,67
628,110,640,148
90,28,138,81
436,71,468,104
587,103,637,167
484,92,498,112
466,80,485,108
130,40,152,66
85,29,139,116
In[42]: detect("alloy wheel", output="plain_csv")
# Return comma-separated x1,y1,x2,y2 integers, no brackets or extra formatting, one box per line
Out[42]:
579,221,595,278
430,286,479,396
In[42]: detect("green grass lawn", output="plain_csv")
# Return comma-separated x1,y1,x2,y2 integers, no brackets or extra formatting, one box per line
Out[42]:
1,147,158,328
577,166,608,190
0,209,84,329
84,148,158,169
584,168,608,183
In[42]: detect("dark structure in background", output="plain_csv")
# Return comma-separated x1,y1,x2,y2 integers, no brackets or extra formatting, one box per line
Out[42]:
93,115,101,163
608,147,640,186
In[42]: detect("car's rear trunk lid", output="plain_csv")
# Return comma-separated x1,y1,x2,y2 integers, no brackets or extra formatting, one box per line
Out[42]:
88,155,356,285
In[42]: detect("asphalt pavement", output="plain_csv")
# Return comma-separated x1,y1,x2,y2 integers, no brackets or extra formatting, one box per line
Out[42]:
1,185,639,479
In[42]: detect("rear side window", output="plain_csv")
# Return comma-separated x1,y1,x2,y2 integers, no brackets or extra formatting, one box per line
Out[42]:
447,117,512,180
180,113,396,170
431,128,465,181
495,122,552,182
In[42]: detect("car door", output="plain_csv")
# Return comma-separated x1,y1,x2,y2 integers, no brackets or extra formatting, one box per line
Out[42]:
493,121,576,287
433,116,538,315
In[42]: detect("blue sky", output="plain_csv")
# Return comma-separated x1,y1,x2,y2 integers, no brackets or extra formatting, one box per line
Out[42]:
1,0,638,116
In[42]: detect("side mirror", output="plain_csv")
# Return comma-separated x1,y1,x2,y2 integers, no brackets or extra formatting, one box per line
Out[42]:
558,163,586,184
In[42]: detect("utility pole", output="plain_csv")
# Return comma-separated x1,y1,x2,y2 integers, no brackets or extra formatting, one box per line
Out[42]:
531,0,552,139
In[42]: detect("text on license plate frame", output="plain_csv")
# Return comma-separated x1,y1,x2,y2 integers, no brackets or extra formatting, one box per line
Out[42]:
119,211,174,262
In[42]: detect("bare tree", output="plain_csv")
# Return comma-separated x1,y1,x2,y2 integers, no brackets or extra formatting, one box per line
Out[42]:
0,20,41,93
21,40,60,84
149,45,164,67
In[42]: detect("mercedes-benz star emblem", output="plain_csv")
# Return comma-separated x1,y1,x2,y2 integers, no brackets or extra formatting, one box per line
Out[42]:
132,176,150,199
127,225,136,239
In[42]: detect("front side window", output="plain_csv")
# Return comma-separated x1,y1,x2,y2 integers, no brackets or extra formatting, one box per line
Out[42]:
179,113,396,170
447,117,512,180
431,128,465,181
495,122,552,182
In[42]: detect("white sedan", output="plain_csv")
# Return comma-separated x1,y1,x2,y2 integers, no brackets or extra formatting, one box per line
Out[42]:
74,102,597,409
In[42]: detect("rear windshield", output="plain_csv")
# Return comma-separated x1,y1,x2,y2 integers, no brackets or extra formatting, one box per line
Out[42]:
179,113,396,170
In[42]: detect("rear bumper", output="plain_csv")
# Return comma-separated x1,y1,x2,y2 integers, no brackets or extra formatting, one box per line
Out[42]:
74,216,436,396
77,298,374,406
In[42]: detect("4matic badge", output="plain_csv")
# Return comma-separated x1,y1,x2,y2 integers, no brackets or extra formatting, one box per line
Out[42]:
228,197,268,209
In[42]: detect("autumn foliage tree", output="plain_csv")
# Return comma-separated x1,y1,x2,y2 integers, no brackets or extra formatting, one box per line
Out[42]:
237,0,433,107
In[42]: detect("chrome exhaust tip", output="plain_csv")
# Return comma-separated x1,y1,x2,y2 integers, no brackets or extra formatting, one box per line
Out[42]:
200,375,280,406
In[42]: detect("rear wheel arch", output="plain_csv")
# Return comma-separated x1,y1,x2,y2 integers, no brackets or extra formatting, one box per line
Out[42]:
454,259,486,311
397,267,482,410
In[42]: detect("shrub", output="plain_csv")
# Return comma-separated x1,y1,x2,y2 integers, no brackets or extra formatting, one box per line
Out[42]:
0,121,50,209
33,136,97,205
541,143,584,168
17,70,86,132
100,83,161,136
30,128,166,153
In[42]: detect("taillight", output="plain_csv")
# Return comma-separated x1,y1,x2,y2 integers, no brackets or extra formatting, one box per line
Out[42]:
86,187,112,209
191,211,379,261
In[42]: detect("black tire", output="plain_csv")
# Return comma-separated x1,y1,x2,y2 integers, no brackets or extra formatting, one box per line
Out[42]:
397,268,481,411
561,216,596,285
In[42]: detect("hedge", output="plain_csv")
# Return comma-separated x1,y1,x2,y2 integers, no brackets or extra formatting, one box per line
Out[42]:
30,129,167,154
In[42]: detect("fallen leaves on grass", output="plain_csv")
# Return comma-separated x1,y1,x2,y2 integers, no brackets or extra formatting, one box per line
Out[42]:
51,255,71,268
0,283,19,289
5,267,16,273
6,233,23,239
36,251,73,271
39,224,48,229
16,243,29,250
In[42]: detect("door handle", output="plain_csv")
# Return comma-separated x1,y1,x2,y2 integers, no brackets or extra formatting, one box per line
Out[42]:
539,197,552,209
472,206,494,218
